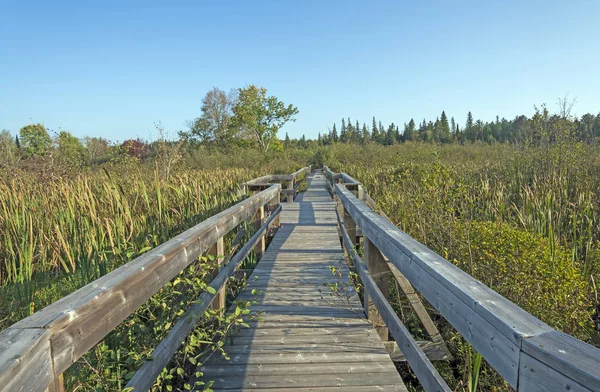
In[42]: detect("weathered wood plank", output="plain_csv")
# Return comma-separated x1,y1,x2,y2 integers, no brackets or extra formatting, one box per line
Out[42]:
520,330,600,391
229,326,374,337
210,386,406,392
224,334,383,346
205,372,405,389
0,328,54,392
199,361,397,376
202,351,395,366
518,353,591,392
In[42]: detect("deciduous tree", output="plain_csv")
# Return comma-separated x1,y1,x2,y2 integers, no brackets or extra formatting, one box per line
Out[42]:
230,85,298,152
0,130,19,167
56,131,87,167
19,123,52,157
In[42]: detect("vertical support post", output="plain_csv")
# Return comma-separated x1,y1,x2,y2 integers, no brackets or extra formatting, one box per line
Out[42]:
254,205,265,260
269,192,280,229
46,374,64,392
335,193,345,252
364,236,389,341
342,196,357,264
209,236,225,311
287,178,294,203
344,184,360,242
344,208,357,248
358,184,366,202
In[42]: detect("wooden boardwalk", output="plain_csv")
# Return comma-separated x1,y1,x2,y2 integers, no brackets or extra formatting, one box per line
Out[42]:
198,171,407,391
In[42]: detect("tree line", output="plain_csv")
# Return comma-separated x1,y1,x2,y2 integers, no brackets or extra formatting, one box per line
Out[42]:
4,91,600,170
318,103,600,147
0,85,299,169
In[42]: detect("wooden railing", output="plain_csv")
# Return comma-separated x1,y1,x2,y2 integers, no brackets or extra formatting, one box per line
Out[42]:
0,168,308,392
324,166,600,392
243,166,311,202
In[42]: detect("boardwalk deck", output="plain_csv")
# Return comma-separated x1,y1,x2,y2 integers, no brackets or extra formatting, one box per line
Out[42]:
198,171,407,391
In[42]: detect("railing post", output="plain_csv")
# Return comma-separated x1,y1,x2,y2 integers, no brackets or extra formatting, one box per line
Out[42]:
343,207,357,248
254,205,265,259
364,236,389,341
358,184,366,202
287,178,294,203
269,192,280,229
46,374,65,392
209,236,225,311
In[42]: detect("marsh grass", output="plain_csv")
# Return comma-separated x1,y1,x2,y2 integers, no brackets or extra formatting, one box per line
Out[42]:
326,142,600,390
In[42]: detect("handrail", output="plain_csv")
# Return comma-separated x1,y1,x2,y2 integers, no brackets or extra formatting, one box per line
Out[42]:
244,166,311,186
126,205,282,391
244,166,311,203
329,171,600,391
0,178,286,391
336,207,451,392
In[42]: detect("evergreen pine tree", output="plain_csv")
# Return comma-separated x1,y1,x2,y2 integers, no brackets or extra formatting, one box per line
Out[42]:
362,123,370,143
385,124,396,145
466,111,474,129
433,117,441,142
440,111,451,143
371,117,378,140
345,117,353,142
465,112,475,141
15,135,20,149
418,119,427,141
371,117,379,141
284,132,290,148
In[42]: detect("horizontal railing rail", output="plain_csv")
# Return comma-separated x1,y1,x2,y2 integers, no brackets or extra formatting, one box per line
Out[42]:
326,167,600,391
0,168,309,392
243,166,311,202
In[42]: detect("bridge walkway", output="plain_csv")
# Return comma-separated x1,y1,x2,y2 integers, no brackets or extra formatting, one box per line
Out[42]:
197,170,407,391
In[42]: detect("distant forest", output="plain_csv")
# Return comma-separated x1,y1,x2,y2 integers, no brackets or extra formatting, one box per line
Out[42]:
308,101,600,148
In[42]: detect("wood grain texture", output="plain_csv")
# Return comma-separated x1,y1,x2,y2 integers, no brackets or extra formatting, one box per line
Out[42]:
0,328,54,392
520,330,600,391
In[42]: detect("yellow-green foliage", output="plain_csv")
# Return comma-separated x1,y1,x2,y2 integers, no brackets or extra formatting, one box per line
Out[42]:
0,166,265,331
450,221,591,339
0,167,257,285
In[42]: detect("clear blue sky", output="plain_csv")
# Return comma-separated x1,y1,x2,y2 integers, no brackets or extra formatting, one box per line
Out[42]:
1,1,599,141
